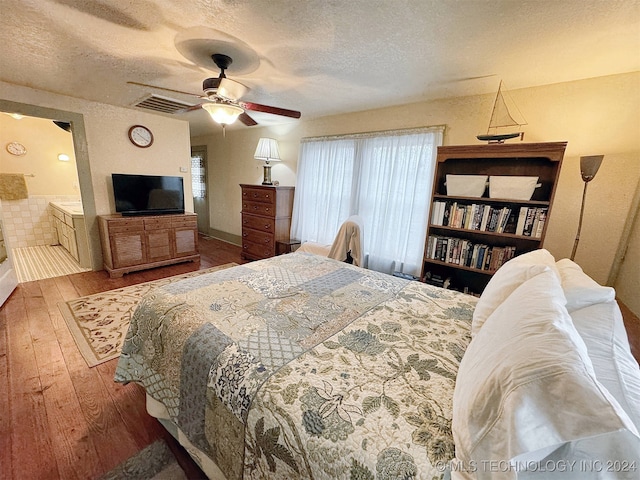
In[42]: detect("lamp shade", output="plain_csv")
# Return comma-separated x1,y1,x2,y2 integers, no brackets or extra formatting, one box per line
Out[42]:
254,138,281,163
202,103,243,125
580,155,604,182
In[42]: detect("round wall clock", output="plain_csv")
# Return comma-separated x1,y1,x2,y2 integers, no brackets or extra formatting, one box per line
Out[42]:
6,141,27,156
128,125,154,148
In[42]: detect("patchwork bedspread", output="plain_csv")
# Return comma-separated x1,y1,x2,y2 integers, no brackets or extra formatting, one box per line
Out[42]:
115,252,476,479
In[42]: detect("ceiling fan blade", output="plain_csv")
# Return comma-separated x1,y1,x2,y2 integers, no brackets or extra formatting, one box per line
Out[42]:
217,77,249,102
238,101,301,119
238,112,258,126
127,81,201,98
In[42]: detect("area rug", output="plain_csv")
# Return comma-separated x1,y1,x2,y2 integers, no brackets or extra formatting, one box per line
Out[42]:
59,263,237,367
98,439,187,480
12,244,92,282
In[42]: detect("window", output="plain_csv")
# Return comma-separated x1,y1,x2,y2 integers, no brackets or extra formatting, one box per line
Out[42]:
291,126,443,275
191,154,206,199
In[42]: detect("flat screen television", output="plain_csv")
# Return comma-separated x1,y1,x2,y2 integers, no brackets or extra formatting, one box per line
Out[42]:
112,173,185,216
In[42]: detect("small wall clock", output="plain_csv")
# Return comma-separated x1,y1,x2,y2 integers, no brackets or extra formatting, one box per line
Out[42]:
6,141,27,156
128,125,154,148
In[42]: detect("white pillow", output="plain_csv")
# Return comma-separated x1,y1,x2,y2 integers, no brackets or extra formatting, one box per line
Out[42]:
471,249,558,336
570,300,640,432
556,258,615,312
453,269,640,479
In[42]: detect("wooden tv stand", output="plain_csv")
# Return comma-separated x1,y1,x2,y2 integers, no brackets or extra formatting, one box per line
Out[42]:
98,213,200,278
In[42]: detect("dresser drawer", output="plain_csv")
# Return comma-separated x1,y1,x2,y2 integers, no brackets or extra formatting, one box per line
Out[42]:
242,214,275,232
144,217,172,230
241,187,276,205
242,201,276,216
172,215,198,227
106,218,144,233
242,227,274,247
242,239,274,260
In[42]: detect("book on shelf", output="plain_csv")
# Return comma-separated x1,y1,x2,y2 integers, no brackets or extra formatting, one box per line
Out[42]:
480,205,491,231
533,209,547,238
431,200,547,238
515,208,528,235
442,203,451,226
521,207,547,238
502,210,518,234
426,234,516,272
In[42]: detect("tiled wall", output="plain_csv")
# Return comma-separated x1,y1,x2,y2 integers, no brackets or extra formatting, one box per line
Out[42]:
0,195,81,248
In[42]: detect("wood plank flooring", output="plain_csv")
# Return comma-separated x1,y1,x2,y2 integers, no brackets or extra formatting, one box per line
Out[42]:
1,235,639,479
1,235,246,480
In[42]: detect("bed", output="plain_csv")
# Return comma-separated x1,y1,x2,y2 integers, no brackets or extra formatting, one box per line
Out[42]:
115,250,640,479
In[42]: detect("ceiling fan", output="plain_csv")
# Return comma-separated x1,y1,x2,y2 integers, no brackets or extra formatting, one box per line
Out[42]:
128,53,301,129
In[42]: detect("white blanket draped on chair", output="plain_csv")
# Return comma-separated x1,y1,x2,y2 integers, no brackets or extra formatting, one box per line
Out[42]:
297,215,365,267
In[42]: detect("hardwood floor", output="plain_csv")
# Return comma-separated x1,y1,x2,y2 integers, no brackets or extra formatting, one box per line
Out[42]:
1,235,246,480
1,235,639,479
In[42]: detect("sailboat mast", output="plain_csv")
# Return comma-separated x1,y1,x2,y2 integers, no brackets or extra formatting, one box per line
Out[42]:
486,81,503,134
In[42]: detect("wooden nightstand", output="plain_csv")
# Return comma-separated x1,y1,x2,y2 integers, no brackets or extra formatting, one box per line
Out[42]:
276,239,301,255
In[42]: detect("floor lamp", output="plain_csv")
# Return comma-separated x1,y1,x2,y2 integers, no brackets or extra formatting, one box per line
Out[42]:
570,155,604,261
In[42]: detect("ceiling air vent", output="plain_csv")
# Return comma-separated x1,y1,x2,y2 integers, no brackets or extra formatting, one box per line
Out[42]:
133,94,196,114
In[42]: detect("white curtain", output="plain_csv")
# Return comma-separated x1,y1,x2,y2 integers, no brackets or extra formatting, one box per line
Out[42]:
291,126,444,275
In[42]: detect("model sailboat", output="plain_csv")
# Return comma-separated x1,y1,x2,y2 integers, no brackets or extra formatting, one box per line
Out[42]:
477,81,527,143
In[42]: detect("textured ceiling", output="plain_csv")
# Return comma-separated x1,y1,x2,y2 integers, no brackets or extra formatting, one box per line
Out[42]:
1,0,639,136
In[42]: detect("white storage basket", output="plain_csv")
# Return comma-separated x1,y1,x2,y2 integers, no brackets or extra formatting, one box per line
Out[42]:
445,175,488,197
489,176,540,200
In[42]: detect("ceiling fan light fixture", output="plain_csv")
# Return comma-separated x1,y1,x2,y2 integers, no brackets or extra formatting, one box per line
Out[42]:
202,103,243,125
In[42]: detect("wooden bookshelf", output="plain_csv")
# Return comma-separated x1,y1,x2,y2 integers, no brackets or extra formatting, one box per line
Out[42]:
421,142,566,295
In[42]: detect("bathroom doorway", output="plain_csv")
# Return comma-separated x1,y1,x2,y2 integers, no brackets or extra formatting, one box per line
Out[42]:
0,100,98,284
1,113,90,281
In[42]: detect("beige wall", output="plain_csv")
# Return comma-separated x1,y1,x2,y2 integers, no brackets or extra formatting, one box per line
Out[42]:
1,81,193,269
193,72,639,309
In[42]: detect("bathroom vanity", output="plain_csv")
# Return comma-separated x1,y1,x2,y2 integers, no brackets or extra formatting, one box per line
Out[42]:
50,201,91,268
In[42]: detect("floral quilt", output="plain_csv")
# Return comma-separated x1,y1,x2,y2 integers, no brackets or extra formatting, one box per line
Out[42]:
115,252,476,479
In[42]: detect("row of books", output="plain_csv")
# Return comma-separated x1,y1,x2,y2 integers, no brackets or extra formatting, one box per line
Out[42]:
430,201,547,238
426,235,517,272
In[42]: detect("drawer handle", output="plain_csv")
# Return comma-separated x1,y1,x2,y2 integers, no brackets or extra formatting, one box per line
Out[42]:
264,225,271,230
243,232,248,237
265,207,270,213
